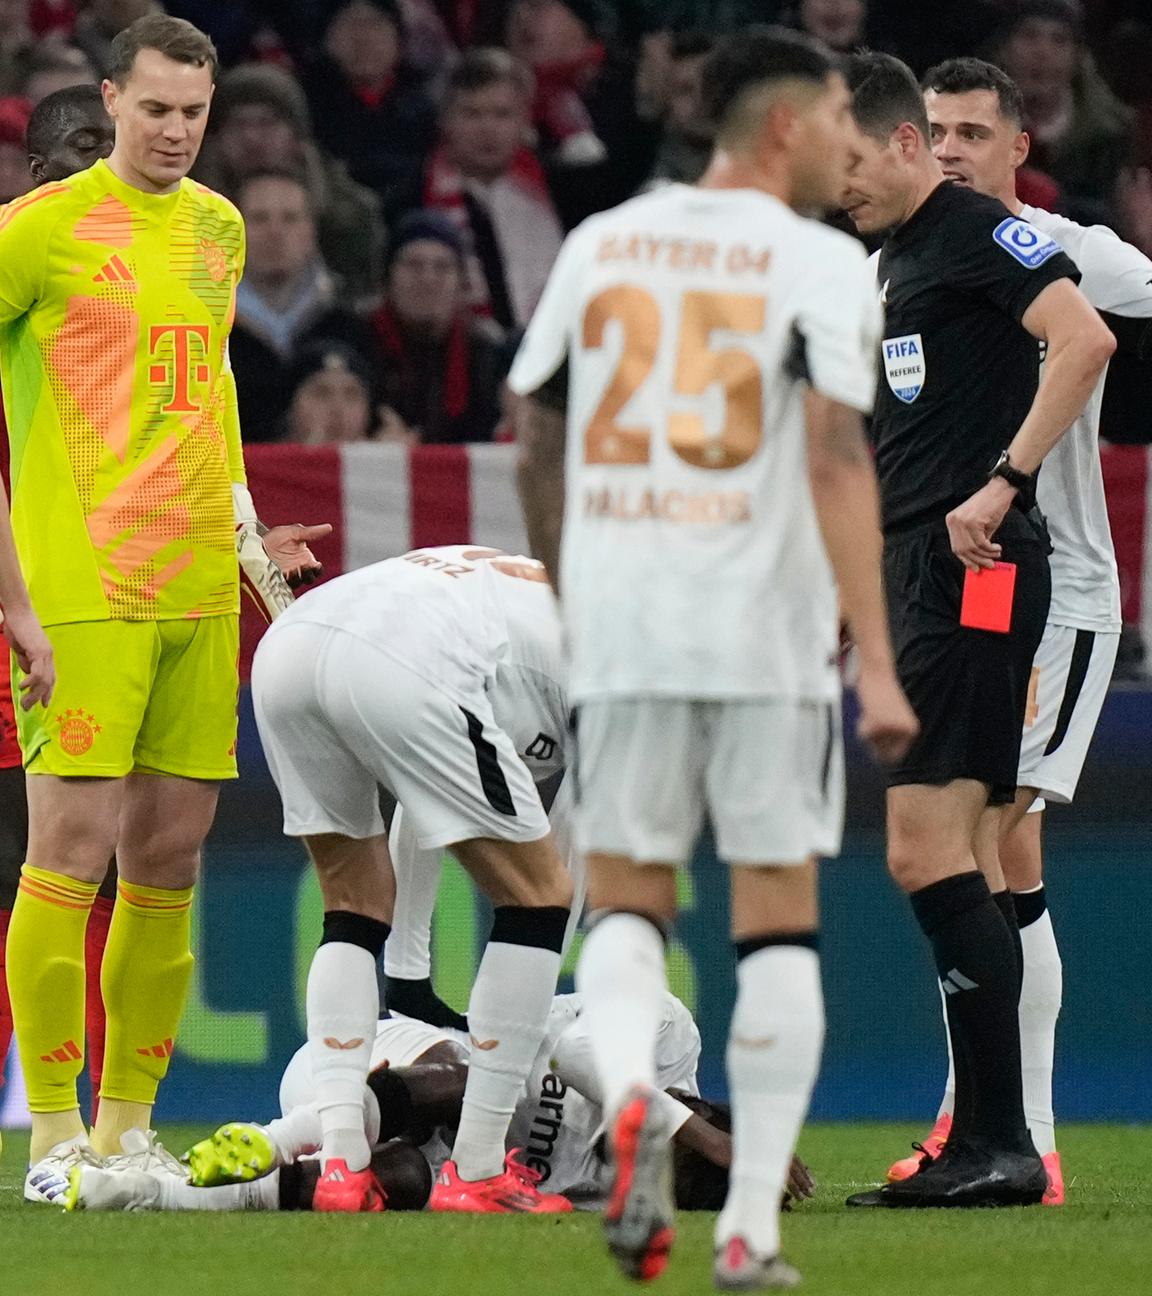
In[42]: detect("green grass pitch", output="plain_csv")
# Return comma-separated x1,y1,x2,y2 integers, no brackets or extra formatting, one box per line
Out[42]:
1,1123,1148,1296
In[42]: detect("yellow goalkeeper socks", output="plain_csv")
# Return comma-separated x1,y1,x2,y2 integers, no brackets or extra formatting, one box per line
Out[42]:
6,865,98,1162
92,880,194,1157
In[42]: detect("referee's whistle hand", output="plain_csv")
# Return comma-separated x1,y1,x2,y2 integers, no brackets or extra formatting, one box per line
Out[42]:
946,482,1010,571
855,665,919,766
2,602,55,710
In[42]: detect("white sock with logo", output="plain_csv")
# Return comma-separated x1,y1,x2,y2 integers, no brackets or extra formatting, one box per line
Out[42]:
574,912,667,1120
717,945,824,1260
307,942,378,1173
156,1170,281,1212
266,1088,382,1166
938,979,957,1121
451,937,563,1182
1019,908,1061,1157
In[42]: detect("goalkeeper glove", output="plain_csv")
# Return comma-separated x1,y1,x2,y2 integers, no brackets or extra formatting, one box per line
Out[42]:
233,483,295,622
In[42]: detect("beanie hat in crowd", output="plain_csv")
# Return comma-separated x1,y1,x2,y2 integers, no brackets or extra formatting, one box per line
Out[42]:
287,340,373,402
210,62,313,138
384,209,467,277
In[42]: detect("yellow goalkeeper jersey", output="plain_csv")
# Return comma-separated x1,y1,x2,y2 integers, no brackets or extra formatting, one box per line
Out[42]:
0,158,247,625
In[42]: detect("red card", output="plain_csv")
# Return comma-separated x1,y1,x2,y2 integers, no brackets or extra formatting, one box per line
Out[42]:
960,562,1017,633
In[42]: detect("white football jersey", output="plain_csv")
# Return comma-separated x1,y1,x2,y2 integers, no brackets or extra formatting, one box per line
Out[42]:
281,545,568,776
509,184,880,703
1021,205,1151,633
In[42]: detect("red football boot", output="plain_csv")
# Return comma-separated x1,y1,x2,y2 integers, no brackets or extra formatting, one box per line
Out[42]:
429,1150,573,1214
312,1159,388,1213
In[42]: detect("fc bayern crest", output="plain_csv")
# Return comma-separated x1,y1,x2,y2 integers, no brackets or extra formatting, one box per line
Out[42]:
883,333,925,404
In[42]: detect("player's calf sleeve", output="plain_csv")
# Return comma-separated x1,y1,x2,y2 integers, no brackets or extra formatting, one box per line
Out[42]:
6,866,97,1141
307,910,390,1173
574,910,667,1121
94,880,194,1154
717,936,824,1261
910,873,1030,1149
1014,886,1061,1157
452,904,568,1182
84,893,114,1122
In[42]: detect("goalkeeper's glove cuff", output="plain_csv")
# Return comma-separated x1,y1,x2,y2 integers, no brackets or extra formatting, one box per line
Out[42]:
233,482,294,622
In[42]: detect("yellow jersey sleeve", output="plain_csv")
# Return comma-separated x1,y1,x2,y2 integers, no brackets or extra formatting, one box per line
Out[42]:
0,161,246,624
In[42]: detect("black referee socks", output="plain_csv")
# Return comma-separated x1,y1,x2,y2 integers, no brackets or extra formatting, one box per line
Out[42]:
909,872,1031,1150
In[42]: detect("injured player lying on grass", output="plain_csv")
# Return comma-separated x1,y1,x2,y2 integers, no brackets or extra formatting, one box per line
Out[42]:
64,993,814,1214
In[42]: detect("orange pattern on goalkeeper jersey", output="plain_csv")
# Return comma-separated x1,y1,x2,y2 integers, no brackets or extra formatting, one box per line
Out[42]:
0,159,245,625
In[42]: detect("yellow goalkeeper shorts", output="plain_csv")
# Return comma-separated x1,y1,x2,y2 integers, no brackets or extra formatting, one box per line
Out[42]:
15,615,240,780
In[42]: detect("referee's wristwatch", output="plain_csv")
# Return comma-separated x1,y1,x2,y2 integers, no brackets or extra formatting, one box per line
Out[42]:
988,450,1033,495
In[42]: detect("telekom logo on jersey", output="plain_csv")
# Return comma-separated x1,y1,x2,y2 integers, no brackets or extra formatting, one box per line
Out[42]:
147,323,211,414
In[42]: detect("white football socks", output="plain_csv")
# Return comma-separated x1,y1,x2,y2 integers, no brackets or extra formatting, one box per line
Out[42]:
156,1171,280,1212
938,978,957,1121
306,942,378,1172
1019,907,1062,1157
383,807,443,981
451,938,562,1182
717,946,824,1260
574,912,667,1120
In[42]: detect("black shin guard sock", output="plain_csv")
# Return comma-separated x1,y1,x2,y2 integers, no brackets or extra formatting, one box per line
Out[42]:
910,873,1031,1151
383,974,468,1031
993,889,1023,998
1013,885,1047,930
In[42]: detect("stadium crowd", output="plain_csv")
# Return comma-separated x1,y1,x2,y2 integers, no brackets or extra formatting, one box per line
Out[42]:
0,0,1147,448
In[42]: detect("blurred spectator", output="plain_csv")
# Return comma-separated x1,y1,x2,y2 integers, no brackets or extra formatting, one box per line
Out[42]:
302,0,438,201
74,1,161,76
505,0,661,207
20,42,94,105
0,0,35,96
787,0,869,52
283,341,378,445
409,48,563,330
0,93,29,199
646,31,712,187
196,63,386,299
231,169,359,440
30,0,76,39
369,210,508,444
994,0,1133,219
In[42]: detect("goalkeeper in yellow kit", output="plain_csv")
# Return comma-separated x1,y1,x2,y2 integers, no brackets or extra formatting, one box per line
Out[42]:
1,14,329,1200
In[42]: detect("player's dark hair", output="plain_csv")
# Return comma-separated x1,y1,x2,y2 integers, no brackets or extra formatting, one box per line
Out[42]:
846,50,931,142
107,14,219,87
26,84,106,158
702,24,837,142
443,48,532,111
922,58,1025,130
669,1095,732,1211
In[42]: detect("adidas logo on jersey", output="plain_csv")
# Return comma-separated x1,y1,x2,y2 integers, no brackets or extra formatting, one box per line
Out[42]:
92,255,137,289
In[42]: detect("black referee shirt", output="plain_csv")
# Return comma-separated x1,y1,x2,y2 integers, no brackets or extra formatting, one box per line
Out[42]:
874,181,1080,534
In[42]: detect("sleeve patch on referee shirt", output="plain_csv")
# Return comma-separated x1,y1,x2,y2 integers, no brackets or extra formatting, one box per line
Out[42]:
993,218,1062,269
883,333,925,403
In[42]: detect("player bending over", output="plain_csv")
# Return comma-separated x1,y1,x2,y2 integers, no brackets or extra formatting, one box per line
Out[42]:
252,545,576,1213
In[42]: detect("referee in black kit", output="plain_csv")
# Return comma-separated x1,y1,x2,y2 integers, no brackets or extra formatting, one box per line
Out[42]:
840,52,1115,1208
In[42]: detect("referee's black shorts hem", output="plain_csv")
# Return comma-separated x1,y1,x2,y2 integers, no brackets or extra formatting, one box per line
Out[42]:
882,509,1051,807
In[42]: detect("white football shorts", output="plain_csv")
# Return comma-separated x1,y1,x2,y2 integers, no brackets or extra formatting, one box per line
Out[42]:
252,621,549,848
573,697,844,866
1019,624,1119,808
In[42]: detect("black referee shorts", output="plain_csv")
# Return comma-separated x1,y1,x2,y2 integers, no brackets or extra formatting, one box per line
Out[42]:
883,508,1051,805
